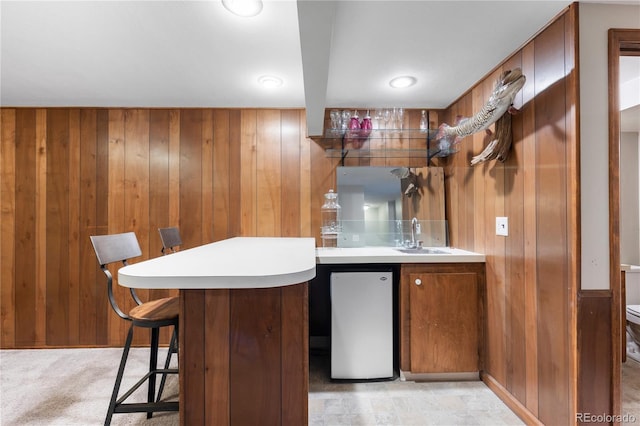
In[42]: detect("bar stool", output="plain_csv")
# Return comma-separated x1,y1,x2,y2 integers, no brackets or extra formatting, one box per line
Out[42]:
156,226,182,402
158,226,182,254
90,232,179,425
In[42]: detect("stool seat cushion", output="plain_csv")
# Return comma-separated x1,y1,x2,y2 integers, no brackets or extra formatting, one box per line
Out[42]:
129,296,179,322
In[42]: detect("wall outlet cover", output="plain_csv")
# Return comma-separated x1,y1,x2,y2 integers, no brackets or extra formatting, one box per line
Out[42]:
496,217,509,236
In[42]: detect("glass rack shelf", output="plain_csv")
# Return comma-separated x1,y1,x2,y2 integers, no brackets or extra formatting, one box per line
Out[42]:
322,128,438,140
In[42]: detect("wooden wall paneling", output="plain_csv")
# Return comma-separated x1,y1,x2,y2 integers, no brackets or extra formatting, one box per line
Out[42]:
148,109,176,342
68,109,81,345
45,108,71,346
168,110,181,231
577,291,612,420
213,109,231,242
281,283,309,425
229,288,282,425
256,110,282,237
149,109,170,302
14,109,37,347
281,110,301,237
34,109,47,347
521,40,540,417
444,95,471,249
479,68,508,386
458,95,475,250
0,109,16,347
471,83,487,256
180,109,204,248
204,289,230,426
107,109,128,345
240,110,257,236
202,110,214,244
79,109,99,345
503,53,527,403
95,110,110,345
534,15,570,425
228,110,242,238
299,110,312,237
124,110,151,346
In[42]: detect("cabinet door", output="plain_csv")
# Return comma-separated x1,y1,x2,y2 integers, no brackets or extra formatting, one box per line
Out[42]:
409,272,478,373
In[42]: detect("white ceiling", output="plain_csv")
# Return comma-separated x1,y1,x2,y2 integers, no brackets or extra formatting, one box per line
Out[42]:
1,0,638,135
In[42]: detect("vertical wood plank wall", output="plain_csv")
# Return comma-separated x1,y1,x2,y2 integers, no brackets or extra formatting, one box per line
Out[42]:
0,108,339,348
0,5,604,424
442,6,583,424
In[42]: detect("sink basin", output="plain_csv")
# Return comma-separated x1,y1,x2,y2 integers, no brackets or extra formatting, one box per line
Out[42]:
394,248,448,254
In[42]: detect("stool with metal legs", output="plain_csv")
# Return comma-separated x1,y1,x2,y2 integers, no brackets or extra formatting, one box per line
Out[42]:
90,232,179,425
155,226,182,402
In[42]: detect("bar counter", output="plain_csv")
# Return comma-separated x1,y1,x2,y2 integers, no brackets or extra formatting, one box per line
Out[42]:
119,237,317,426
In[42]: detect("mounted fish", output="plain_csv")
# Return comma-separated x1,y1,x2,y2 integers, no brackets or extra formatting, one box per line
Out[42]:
435,68,526,165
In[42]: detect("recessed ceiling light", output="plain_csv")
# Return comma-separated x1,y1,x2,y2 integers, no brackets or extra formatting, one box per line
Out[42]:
258,75,283,88
222,0,263,17
389,76,417,89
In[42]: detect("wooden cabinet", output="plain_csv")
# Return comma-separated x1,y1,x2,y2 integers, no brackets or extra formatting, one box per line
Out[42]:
399,263,485,375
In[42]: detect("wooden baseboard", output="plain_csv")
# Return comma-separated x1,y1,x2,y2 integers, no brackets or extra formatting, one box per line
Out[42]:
482,372,543,426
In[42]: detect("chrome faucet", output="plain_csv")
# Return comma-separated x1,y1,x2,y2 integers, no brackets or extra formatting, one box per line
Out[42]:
410,217,418,248
402,217,422,249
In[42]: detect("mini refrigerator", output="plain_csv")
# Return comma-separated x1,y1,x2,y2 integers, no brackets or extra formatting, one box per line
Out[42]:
330,270,393,379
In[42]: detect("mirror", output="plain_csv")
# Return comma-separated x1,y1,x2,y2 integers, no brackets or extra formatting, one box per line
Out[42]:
336,166,447,247
337,166,402,247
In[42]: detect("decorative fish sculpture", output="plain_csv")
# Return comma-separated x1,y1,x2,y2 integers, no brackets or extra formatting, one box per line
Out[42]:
435,68,526,165
390,167,419,197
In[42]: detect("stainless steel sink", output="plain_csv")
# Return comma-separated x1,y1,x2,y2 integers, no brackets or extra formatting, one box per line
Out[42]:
394,248,448,254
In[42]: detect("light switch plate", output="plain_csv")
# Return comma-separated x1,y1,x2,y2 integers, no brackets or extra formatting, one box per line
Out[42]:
496,217,509,236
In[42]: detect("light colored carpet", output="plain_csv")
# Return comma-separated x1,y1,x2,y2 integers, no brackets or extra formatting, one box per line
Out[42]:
5,347,640,425
0,347,178,425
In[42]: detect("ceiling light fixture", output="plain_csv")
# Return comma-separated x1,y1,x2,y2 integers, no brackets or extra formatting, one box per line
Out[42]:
389,76,417,89
222,0,263,17
258,75,283,88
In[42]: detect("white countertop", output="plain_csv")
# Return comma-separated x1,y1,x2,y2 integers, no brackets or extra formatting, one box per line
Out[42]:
118,237,317,289
622,264,640,273
316,246,485,264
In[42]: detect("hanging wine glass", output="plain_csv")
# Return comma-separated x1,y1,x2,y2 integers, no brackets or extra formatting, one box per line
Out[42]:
396,108,405,131
382,109,392,129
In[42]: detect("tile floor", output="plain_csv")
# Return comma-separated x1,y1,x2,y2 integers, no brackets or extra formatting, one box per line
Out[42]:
308,353,524,426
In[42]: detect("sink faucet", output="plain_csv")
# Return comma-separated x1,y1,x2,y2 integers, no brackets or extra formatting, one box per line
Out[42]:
410,217,418,248
401,217,422,249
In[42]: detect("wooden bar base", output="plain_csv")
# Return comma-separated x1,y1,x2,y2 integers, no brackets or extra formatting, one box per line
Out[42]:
179,283,309,426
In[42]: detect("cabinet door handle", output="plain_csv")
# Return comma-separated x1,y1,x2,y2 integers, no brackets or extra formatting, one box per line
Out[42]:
414,278,422,286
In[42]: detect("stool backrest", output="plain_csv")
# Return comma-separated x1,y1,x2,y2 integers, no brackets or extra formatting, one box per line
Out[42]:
91,232,142,265
90,232,143,320
158,227,182,254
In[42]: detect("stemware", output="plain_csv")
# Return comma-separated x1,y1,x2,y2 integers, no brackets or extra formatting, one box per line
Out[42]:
396,108,405,131
382,109,392,129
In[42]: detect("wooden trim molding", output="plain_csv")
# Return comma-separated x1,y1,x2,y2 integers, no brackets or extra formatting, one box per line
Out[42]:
608,28,640,421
